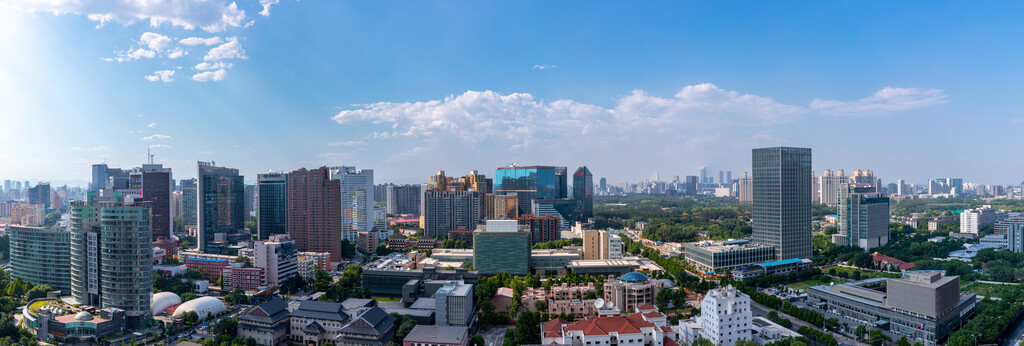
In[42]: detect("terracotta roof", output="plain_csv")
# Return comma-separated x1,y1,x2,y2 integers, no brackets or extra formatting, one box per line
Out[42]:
661,326,673,332
545,329,563,338
543,318,569,332
644,311,665,318
664,336,679,346
637,303,656,310
872,253,915,270
564,315,655,336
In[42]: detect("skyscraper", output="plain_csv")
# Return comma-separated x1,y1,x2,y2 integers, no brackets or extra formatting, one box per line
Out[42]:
699,166,707,185
818,169,848,207
287,167,342,262
599,177,607,193
197,161,245,253
837,183,890,250
257,172,289,240
70,191,153,327
737,172,752,204
28,182,50,209
727,171,733,185
494,165,567,215
423,190,483,238
385,184,421,215
330,166,374,242
182,186,197,226
135,164,172,240
752,147,812,260
851,169,877,192
572,166,593,223
718,171,724,186
685,176,698,196
91,164,109,192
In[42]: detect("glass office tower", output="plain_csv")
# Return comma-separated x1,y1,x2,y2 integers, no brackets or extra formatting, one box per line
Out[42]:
494,165,567,215
257,173,288,240
752,147,812,260
572,166,593,223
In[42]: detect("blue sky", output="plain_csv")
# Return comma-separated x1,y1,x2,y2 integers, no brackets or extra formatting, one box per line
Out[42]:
1,1,1022,186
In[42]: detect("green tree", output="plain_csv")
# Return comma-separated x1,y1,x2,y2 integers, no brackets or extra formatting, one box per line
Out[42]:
897,336,911,346
469,334,486,346
514,311,540,345
25,284,53,301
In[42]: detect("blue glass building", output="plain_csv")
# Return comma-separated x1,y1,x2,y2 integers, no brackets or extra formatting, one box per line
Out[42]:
494,165,567,215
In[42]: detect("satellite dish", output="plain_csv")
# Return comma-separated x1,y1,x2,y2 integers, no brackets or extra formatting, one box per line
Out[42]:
605,301,614,309
594,298,605,309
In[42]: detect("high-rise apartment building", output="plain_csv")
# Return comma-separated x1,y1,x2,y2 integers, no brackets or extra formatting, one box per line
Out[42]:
134,164,172,240
517,214,560,244
851,169,878,192
960,206,995,234
837,183,890,250
28,182,51,209
70,191,153,327
257,173,289,240
330,166,374,242
572,166,593,223
818,169,848,207
385,184,421,215
423,190,483,238
582,230,623,260
896,179,909,195
197,161,245,253
9,225,71,291
182,186,197,226
752,147,812,260
700,166,708,185
288,167,342,262
737,172,752,204
494,165,567,215
484,194,519,220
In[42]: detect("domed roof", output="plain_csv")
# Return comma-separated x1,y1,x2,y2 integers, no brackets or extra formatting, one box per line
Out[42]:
151,292,183,315
74,311,93,321
620,271,649,283
171,296,227,320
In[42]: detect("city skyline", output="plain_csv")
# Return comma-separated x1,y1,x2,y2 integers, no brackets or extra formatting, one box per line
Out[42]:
4,2,1024,185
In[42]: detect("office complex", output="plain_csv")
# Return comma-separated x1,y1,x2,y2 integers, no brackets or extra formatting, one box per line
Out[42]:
251,234,299,286
257,172,289,240
582,230,623,260
684,239,776,272
1002,217,1024,252
70,191,153,327
836,183,891,250
752,147,812,260
133,164,173,240
808,272,976,346
603,272,664,312
473,220,531,275
696,285,752,346
385,184,421,215
197,161,245,253
494,165,567,215
288,167,342,262
423,190,483,239
434,281,474,327
9,225,71,291
182,186,197,226
572,166,593,223
330,166,374,242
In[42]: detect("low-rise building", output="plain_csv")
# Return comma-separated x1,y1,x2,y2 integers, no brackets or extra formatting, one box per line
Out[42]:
434,280,474,327
541,305,677,346
358,231,380,254
297,252,331,279
403,325,469,346
684,239,775,273
289,301,351,344
334,307,396,346
567,258,644,277
222,266,267,291
750,316,800,345
603,272,664,313
807,272,976,346
237,298,290,346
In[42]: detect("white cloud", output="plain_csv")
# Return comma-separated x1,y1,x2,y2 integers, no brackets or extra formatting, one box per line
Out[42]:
260,0,280,17
328,140,367,147
180,37,223,46
10,0,248,33
194,61,233,70
144,70,175,82
140,32,171,51
148,122,157,128
191,69,227,82
167,49,186,59
72,145,107,151
149,144,172,149
387,147,427,161
203,38,246,61
532,64,557,70
111,47,156,62
142,134,172,140
319,152,353,161
810,87,948,116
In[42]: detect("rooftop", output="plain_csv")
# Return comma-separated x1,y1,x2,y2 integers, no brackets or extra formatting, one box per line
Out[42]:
403,325,469,344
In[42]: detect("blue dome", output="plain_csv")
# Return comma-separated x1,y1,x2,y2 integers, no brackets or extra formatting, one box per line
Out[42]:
620,272,649,283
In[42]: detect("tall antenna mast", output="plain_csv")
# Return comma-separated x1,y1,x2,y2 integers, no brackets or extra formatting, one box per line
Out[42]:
148,148,154,164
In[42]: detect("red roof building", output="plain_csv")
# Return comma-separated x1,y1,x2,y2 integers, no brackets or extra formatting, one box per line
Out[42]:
542,305,675,346
872,253,915,270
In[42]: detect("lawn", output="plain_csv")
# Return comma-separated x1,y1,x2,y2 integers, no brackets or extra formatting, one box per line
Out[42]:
372,296,400,302
964,282,1018,298
786,277,849,291
28,300,58,314
825,266,901,279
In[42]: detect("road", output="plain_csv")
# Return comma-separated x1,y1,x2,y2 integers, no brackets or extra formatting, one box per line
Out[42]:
481,326,510,346
750,301,866,346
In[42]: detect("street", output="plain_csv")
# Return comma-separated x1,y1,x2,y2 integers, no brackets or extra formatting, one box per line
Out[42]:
749,300,866,346
481,326,510,346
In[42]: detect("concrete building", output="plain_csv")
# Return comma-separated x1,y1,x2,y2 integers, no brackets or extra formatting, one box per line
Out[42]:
542,304,675,346
362,266,479,297
423,190,483,239
28,182,51,210
684,239,775,273
11,203,44,225
197,161,245,253
330,166,374,242
473,220,531,275
752,147,812,260
817,169,848,207
403,325,469,346
603,272,664,313
483,194,518,220
289,301,351,344
358,231,379,254
738,172,753,204
386,184,421,215
298,252,331,279
851,169,878,192
32,306,127,344
837,183,891,250
70,191,153,327
252,234,299,286
807,272,976,346
133,164,173,240
9,225,71,291
237,298,290,346
434,280,474,327
695,285,752,346
518,213,560,245
222,266,267,291
583,230,623,260
256,172,288,240
288,167,342,262
182,186,197,226
960,205,995,234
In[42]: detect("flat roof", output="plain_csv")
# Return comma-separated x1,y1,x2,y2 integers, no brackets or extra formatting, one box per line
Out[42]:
759,258,806,267
403,325,469,344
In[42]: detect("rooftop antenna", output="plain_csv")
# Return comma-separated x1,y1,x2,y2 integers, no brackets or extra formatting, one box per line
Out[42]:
148,148,155,164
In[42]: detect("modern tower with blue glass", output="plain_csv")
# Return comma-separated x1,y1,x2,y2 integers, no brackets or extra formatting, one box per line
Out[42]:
752,147,812,260
257,172,288,240
494,165,567,216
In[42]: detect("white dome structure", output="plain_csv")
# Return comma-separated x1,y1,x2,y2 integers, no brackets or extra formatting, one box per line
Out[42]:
151,292,182,316
74,311,93,321
171,296,226,321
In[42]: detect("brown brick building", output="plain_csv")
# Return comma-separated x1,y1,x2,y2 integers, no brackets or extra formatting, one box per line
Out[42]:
287,167,342,262
518,214,560,245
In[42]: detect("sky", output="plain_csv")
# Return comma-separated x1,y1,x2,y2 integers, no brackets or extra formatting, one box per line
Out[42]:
1,1,1022,187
